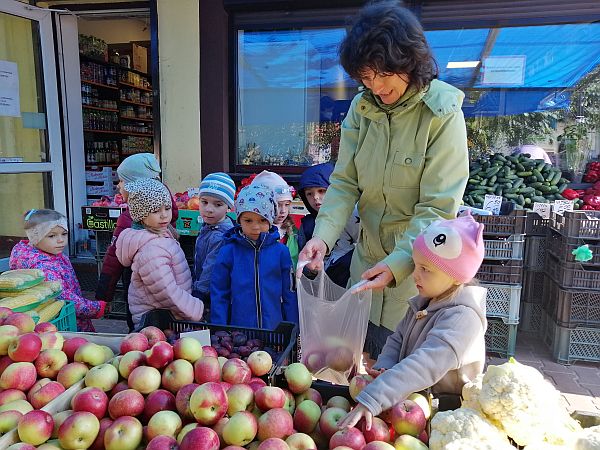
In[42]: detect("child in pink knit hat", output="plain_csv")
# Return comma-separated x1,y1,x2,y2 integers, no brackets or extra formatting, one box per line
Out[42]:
339,214,487,428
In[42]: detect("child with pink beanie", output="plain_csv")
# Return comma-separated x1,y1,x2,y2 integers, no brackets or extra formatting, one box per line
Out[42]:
339,214,487,428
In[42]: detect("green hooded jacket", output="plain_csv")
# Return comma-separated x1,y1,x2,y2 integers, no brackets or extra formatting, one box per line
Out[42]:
313,79,469,330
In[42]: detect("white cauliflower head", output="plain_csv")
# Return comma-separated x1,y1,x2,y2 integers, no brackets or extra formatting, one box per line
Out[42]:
524,443,571,450
429,407,509,450
575,425,600,450
443,437,514,450
478,358,581,447
461,374,483,412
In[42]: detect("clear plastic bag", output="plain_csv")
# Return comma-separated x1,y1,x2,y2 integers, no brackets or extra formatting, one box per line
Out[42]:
297,270,372,385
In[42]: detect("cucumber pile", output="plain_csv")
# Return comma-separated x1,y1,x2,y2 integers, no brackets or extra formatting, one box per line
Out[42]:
464,153,569,209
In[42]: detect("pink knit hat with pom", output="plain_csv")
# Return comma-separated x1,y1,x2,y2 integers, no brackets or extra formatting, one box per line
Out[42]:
412,213,485,283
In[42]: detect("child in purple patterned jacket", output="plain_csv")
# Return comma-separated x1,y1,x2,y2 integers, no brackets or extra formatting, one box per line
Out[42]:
9,209,106,332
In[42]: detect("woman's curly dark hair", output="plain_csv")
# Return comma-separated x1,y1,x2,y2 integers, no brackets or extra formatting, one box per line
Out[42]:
339,0,438,92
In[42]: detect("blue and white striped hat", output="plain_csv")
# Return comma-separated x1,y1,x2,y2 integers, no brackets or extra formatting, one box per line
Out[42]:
199,172,236,208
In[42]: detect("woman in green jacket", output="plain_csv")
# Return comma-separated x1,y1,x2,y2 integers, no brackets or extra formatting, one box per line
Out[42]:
298,1,469,357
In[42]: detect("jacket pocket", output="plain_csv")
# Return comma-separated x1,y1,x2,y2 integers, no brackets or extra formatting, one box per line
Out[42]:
390,151,424,189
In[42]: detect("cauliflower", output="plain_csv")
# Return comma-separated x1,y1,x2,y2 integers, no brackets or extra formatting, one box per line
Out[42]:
443,438,514,450
575,425,600,450
461,374,484,412
429,407,510,450
524,444,570,450
478,358,581,447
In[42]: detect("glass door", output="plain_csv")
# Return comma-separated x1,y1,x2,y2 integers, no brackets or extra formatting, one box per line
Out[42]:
0,1,66,270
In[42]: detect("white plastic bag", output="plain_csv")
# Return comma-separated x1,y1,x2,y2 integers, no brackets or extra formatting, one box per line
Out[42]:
297,270,371,385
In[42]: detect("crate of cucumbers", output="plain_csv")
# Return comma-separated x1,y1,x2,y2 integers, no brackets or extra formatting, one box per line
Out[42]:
464,153,569,210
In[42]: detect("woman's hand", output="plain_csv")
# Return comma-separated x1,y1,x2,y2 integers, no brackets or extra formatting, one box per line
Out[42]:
296,237,328,277
353,262,395,293
338,403,373,430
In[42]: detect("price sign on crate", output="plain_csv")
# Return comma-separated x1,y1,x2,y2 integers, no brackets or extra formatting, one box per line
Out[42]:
553,200,574,216
483,194,503,215
533,202,551,219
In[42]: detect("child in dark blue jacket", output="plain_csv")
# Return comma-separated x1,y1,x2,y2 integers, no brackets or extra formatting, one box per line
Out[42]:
210,184,298,329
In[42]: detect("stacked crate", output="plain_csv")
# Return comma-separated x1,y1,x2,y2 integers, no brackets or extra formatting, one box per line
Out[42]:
475,210,526,357
519,212,550,332
541,211,600,364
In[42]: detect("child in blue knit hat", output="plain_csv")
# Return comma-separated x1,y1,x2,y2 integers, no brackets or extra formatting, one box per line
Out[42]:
192,173,236,311
210,184,299,329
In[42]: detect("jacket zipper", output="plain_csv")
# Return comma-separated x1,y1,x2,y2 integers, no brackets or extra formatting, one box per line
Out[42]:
254,236,265,328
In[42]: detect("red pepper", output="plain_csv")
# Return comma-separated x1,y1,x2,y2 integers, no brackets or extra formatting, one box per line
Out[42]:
562,189,579,200
585,171,600,183
577,189,586,196
583,195,600,208
582,205,596,210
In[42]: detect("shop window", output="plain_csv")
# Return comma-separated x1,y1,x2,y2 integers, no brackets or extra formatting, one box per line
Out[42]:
235,20,600,177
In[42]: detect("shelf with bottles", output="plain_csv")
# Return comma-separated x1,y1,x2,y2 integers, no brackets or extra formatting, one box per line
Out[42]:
82,105,118,113
82,109,119,133
81,60,119,88
120,98,152,108
85,140,120,166
122,135,153,155
81,79,118,90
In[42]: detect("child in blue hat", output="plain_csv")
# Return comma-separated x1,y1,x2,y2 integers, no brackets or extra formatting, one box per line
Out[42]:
210,184,298,329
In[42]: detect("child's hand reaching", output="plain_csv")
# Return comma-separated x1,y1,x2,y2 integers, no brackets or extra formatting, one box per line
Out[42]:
366,367,386,378
338,403,373,430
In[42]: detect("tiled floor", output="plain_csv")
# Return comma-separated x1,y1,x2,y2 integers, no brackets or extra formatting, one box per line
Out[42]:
76,260,600,415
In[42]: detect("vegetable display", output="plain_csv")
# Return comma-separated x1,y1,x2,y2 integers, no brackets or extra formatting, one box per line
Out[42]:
463,153,568,209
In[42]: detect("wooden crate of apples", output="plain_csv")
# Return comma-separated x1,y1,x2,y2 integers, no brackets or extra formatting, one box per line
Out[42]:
0,320,432,450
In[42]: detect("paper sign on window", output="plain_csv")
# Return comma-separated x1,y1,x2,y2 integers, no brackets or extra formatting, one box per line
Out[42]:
0,60,20,117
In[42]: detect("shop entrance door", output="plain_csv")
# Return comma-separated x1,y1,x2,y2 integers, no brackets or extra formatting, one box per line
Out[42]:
0,1,67,270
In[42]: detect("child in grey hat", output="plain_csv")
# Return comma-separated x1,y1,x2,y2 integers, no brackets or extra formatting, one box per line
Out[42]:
210,184,298,329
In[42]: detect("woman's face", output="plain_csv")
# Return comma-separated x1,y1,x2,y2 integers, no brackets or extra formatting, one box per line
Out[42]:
360,69,410,105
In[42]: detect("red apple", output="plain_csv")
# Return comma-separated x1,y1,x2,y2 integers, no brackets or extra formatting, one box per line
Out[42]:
34,349,68,379
286,432,317,450
255,386,286,411
74,342,106,367
179,426,220,450
363,442,395,450
393,434,428,450
296,388,323,407
145,389,177,421
3,313,35,334
222,410,258,446
145,341,174,369
84,363,119,392
189,382,228,426
0,325,19,355
38,331,64,351
257,407,294,441
361,416,391,443
283,389,296,415
62,337,88,362
325,346,354,372
89,417,113,450
319,407,346,439
108,389,145,419
0,389,26,406
349,374,374,401
110,380,129,398
418,430,428,445
58,411,100,450
0,399,33,415
249,377,268,393
284,363,312,394
17,410,54,446
140,326,167,347
227,383,255,415
0,409,22,435
326,396,351,412
257,437,290,450
147,435,179,450
202,345,218,357
28,380,65,409
34,322,57,333
0,355,12,376
57,362,88,389
71,386,108,419
147,410,182,441
104,415,143,450
211,417,228,445
293,400,321,434
247,350,273,377
0,362,37,391
120,332,149,353
162,359,194,393
8,333,42,362
390,400,426,437
222,358,252,385
173,337,203,363
304,351,326,373
194,356,221,384
128,365,162,394
329,427,366,450
175,383,200,420
0,307,13,322
51,410,73,439
118,350,146,378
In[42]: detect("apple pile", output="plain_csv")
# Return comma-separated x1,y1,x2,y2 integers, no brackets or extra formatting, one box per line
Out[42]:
0,310,118,439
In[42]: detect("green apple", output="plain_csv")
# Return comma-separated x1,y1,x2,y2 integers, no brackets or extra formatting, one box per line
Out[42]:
57,411,100,450
222,411,258,446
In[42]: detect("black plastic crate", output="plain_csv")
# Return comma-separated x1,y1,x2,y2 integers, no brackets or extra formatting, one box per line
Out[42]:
546,254,600,291
474,210,527,237
546,231,600,267
542,311,600,365
524,236,547,272
522,270,546,304
543,276,600,329
551,210,600,240
477,259,523,285
139,309,298,385
525,211,550,237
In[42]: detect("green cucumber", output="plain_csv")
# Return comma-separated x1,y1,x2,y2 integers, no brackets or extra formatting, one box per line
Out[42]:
550,171,562,186
517,171,533,177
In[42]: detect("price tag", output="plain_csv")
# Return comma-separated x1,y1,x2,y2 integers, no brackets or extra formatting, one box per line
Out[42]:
483,194,503,215
553,199,574,216
180,329,211,347
532,202,551,219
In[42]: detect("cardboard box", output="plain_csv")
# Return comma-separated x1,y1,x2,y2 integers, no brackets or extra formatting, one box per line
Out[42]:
86,182,115,197
81,206,125,231
132,42,148,74
85,167,113,183
176,209,201,236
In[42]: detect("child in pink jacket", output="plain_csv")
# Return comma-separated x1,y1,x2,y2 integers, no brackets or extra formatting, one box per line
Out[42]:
115,178,204,328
